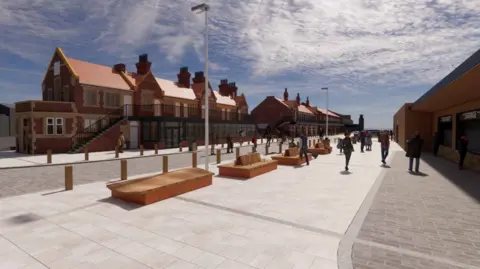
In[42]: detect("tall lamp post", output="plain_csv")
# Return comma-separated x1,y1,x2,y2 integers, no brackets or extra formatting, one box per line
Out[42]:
321,87,329,137
192,3,210,170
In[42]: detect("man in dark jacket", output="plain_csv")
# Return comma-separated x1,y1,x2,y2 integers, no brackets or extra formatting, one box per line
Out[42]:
342,132,354,171
379,131,390,164
359,131,366,153
406,131,424,173
458,136,469,170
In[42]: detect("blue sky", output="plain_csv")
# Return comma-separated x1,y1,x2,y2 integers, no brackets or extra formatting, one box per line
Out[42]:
0,0,479,128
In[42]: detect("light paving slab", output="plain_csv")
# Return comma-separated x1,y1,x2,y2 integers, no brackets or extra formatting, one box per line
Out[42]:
0,137,388,269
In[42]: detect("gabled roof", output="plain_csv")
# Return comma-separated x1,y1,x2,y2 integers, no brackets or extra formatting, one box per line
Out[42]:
67,58,132,90
42,47,79,83
213,91,236,106
298,104,314,114
316,108,340,117
155,77,196,100
274,97,291,109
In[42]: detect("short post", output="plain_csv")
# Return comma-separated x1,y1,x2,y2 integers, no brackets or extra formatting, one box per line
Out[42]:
154,144,158,154
222,143,224,148
46,149,52,164
252,146,256,153
163,155,168,173
140,145,144,156
309,140,312,147
179,143,183,152
248,141,250,145
279,143,283,154
216,149,221,164
84,148,89,161
64,165,73,190
261,138,263,144
265,145,269,155
120,159,127,180
192,151,197,168
115,147,119,158
235,147,240,158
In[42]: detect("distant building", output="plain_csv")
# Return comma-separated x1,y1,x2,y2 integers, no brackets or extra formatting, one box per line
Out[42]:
251,88,345,137
0,103,15,137
15,47,255,154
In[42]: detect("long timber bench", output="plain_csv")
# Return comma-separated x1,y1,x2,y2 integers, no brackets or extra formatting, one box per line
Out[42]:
218,152,278,179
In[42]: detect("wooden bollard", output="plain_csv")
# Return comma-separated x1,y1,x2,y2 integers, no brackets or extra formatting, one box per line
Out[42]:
84,148,89,161
154,144,158,154
115,147,119,158
64,165,73,190
120,159,127,180
235,147,240,158
163,156,168,173
46,149,52,164
179,144,183,152
265,145,269,155
222,143,224,148
192,151,197,168
279,143,283,154
140,145,144,156
309,140,312,147
248,141,250,145
216,149,221,164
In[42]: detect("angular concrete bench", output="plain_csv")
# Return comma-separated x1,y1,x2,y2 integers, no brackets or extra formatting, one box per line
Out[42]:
218,152,278,179
106,168,213,205
271,147,312,166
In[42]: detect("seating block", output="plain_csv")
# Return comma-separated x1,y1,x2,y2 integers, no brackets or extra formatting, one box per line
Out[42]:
308,147,330,155
219,159,278,179
271,153,313,166
106,168,213,205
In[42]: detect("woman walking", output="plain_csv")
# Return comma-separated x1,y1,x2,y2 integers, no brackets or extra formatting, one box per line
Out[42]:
342,132,354,171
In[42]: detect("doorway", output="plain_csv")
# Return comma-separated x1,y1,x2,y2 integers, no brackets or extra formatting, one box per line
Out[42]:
166,127,180,148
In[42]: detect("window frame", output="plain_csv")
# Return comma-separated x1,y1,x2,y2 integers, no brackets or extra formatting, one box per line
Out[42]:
84,89,98,107
104,92,121,108
45,117,64,135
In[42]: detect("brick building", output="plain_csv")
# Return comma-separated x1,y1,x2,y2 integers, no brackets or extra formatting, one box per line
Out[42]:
15,47,255,154
393,48,480,170
251,88,345,137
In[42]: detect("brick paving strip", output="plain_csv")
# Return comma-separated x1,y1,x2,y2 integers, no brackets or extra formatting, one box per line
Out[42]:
338,151,480,269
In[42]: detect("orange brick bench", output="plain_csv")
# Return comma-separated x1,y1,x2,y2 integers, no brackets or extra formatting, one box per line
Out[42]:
271,147,312,166
106,168,213,205
309,142,330,155
218,152,278,179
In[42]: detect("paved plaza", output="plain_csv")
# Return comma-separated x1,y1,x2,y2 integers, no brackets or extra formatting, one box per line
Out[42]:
1,139,480,269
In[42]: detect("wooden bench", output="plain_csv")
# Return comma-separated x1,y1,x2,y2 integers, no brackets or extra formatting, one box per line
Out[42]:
271,147,312,166
309,142,330,155
218,152,278,179
106,168,213,205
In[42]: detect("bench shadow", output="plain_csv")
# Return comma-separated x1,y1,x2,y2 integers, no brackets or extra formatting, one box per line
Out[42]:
97,197,143,211
213,175,246,181
421,153,480,203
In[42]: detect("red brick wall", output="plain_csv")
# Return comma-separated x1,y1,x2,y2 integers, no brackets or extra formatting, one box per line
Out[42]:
35,137,72,154
34,118,43,134
43,51,75,102
15,102,32,112
251,96,292,126
66,118,74,134
80,124,121,153
33,102,73,112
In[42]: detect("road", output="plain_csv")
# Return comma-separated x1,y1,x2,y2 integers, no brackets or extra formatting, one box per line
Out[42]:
0,143,283,198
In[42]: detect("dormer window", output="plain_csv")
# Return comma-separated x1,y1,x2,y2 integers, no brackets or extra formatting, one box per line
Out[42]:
53,61,60,76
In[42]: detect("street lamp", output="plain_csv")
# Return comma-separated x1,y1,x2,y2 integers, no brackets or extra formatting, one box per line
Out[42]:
192,3,210,170
321,87,329,137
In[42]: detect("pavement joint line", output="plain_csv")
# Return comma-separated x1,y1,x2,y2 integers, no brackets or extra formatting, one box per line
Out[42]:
336,151,397,269
354,238,480,269
0,233,51,268
175,196,343,239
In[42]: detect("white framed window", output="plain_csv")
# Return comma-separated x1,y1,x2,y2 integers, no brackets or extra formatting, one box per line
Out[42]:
174,102,181,117
201,105,205,119
183,104,188,117
104,92,120,108
53,61,60,76
46,117,64,135
83,119,96,131
84,90,98,106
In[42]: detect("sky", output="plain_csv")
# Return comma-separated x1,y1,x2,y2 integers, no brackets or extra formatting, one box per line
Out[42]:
0,0,479,129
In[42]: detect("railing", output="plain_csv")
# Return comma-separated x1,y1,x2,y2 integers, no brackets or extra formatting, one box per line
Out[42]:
70,105,126,150
126,104,255,122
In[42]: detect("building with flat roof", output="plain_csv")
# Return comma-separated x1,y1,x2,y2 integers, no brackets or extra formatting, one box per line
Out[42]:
393,48,480,171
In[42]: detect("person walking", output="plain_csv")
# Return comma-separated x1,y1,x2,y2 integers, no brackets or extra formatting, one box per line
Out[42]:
366,132,372,151
359,131,366,153
458,136,469,170
337,137,343,154
433,132,439,156
117,132,125,153
379,130,390,164
299,132,310,166
226,133,233,153
342,132,354,171
252,135,257,152
406,131,424,173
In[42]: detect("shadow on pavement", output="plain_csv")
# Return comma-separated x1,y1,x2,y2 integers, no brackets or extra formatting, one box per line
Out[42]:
381,164,391,168
421,153,480,203
7,213,42,224
340,170,352,175
98,197,143,211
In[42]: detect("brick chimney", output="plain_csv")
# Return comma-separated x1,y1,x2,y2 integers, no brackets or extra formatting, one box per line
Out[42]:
113,63,126,73
228,82,238,98
192,71,205,83
177,66,191,88
296,93,300,105
306,96,310,107
135,54,151,75
218,79,229,96
284,88,289,101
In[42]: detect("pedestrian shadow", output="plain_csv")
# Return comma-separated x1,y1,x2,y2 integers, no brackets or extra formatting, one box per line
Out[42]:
381,164,391,168
340,170,351,175
408,170,428,177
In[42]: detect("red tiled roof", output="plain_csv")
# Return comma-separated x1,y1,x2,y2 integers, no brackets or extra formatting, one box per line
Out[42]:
67,58,131,90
